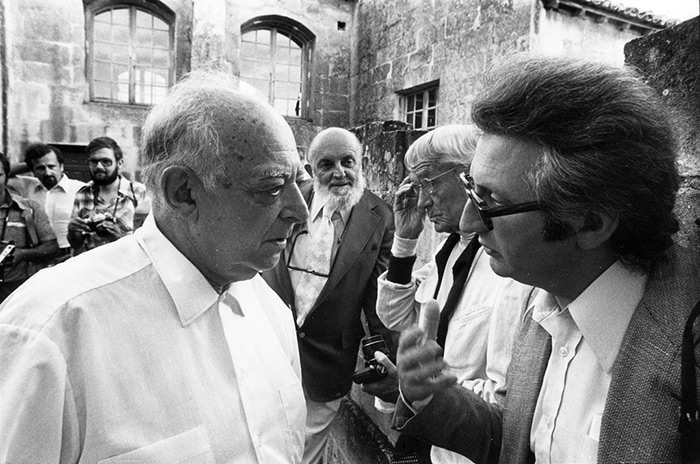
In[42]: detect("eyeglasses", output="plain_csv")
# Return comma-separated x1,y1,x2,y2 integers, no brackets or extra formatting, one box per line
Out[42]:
414,166,458,196
286,230,330,278
459,172,541,230
88,158,114,168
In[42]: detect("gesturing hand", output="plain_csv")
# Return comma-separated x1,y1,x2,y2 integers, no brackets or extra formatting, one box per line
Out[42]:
397,327,457,405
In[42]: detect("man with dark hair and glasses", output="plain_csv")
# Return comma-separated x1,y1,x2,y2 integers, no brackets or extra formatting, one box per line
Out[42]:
372,124,529,464
262,127,396,464
394,54,700,464
67,136,148,255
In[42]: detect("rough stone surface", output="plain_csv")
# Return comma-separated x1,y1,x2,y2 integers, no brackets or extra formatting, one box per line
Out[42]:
625,17,700,252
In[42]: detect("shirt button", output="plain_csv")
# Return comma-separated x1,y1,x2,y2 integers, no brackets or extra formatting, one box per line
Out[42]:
546,417,554,429
559,346,569,357
299,332,306,339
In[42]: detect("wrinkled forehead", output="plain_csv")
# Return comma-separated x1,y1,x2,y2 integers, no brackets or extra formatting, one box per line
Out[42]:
408,160,447,181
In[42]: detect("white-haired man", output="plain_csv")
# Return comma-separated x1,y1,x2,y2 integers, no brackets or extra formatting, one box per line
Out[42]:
0,72,309,463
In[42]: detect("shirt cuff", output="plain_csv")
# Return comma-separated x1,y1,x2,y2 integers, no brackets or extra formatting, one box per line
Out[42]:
391,235,419,257
387,255,416,284
399,388,434,415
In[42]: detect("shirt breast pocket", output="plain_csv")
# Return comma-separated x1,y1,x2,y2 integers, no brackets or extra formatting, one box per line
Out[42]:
97,426,215,464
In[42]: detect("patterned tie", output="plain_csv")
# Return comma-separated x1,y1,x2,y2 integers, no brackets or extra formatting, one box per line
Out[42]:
294,207,335,326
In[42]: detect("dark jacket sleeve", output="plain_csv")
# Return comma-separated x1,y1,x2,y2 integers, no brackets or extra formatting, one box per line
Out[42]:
362,198,400,358
394,384,503,464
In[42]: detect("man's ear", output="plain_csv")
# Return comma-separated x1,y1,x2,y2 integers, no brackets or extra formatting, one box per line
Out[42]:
575,212,619,250
160,166,199,217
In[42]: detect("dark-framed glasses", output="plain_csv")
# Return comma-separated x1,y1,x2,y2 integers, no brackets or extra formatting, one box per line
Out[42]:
88,158,114,168
414,166,458,196
459,172,541,230
286,230,330,278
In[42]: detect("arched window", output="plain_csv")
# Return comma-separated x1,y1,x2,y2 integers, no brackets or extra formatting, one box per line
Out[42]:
86,1,174,105
240,16,314,118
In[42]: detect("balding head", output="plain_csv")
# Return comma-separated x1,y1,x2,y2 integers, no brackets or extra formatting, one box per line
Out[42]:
307,127,365,212
308,128,362,165
141,71,297,208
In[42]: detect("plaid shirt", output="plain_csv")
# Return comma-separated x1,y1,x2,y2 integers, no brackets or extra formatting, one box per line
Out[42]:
71,175,147,254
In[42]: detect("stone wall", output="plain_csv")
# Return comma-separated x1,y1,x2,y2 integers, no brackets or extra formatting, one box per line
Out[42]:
351,0,533,127
0,0,355,171
625,17,700,253
0,0,193,176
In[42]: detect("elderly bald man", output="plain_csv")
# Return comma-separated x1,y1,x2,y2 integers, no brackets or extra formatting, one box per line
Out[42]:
263,127,396,464
0,72,309,463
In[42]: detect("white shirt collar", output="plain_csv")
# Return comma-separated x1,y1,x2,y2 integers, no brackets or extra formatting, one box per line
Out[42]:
135,214,220,327
530,261,647,373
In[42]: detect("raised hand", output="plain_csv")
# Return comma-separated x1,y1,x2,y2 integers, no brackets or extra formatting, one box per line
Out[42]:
397,326,457,404
393,176,425,239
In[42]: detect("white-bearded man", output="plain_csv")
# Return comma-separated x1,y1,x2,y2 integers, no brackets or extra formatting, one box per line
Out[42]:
263,127,397,464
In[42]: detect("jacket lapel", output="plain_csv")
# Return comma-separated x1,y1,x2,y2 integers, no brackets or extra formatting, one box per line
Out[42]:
313,191,378,309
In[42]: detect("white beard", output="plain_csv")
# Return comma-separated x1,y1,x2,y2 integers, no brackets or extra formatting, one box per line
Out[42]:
314,173,365,213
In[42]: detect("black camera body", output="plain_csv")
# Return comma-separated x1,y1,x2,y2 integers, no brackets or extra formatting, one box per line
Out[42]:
85,214,115,237
352,335,389,384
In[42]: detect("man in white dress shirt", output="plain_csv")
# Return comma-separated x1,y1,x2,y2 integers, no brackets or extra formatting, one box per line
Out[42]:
16,143,85,261
0,72,309,463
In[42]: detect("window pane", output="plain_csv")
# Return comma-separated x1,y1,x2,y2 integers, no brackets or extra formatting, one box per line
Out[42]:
152,49,169,68
135,47,152,66
94,81,112,100
112,44,129,64
428,88,437,107
113,64,128,82
415,112,423,129
428,108,436,128
95,21,111,42
136,27,152,46
153,30,169,49
111,8,129,25
406,113,413,126
288,65,301,83
257,29,271,45
256,43,270,59
95,62,111,81
415,93,424,111
407,95,414,111
153,16,168,31
255,61,269,80
289,46,301,63
95,47,110,62
275,63,289,81
136,9,152,28
240,40,256,58
113,25,129,43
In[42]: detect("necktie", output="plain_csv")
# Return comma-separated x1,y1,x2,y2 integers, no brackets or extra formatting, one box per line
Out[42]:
436,235,482,348
294,207,335,326
432,233,461,300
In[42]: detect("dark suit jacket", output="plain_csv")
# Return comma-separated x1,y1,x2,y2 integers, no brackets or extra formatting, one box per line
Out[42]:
262,184,395,402
397,245,700,463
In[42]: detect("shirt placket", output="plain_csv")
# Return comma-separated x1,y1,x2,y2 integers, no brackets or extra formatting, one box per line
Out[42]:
537,309,582,464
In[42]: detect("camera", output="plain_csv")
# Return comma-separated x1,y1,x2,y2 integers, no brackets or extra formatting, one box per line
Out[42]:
0,241,15,265
352,335,389,384
85,213,114,237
